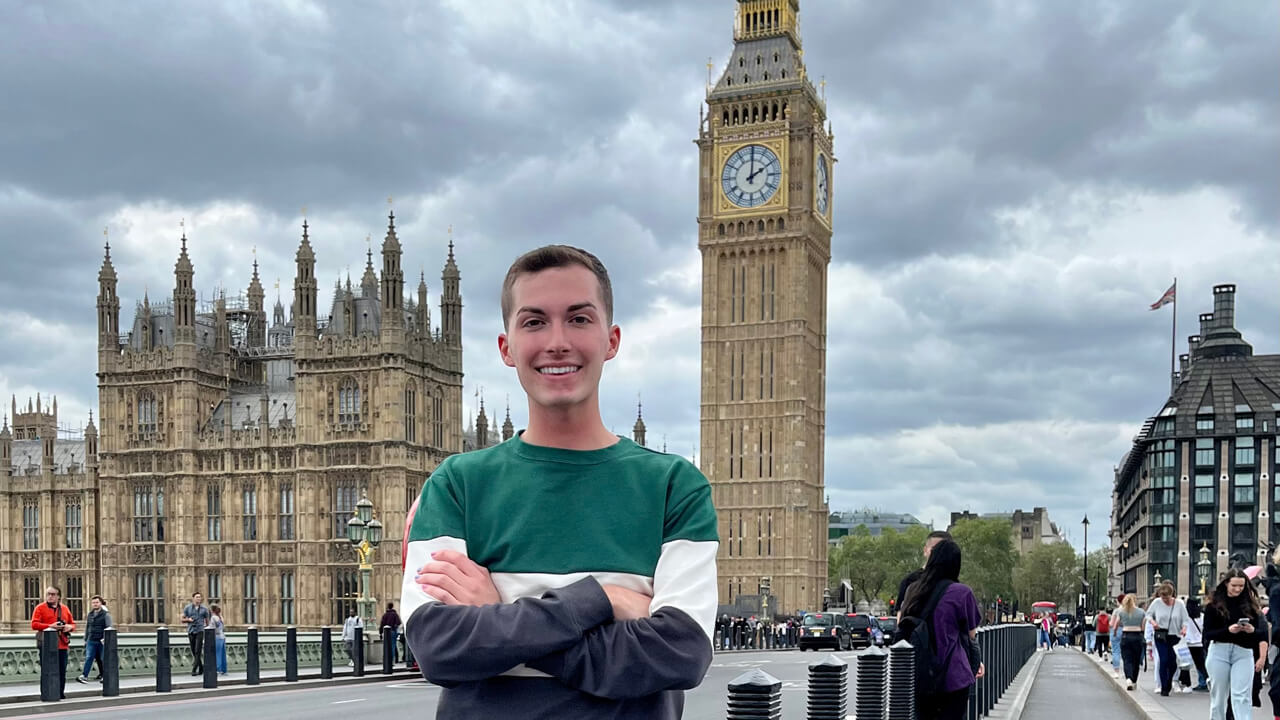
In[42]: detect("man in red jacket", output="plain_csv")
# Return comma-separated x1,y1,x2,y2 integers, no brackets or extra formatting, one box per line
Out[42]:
31,586,75,699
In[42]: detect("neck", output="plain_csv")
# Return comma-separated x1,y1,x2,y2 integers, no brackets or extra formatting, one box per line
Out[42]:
522,401,616,451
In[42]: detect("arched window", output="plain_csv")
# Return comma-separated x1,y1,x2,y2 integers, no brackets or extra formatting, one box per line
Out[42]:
405,382,417,443
778,217,785,231
432,390,445,448
767,219,775,232
137,392,157,435
718,223,726,237
722,111,729,127
757,220,765,233
338,378,360,425
732,108,740,124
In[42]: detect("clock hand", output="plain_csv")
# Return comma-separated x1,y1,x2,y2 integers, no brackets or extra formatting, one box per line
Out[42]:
747,165,766,183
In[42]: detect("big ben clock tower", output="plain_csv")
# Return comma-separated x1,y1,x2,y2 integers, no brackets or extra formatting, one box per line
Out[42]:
697,0,832,615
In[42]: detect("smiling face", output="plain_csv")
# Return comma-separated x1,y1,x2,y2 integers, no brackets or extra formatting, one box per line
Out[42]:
499,265,620,416
1227,577,1246,597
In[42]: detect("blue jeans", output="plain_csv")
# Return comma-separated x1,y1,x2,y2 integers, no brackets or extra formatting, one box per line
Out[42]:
81,639,102,679
1085,630,1096,651
1154,638,1176,694
1111,630,1122,669
1207,642,1254,720
215,637,226,673
1038,628,1050,647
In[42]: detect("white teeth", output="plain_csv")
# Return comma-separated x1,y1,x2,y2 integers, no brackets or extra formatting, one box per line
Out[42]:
539,366,579,375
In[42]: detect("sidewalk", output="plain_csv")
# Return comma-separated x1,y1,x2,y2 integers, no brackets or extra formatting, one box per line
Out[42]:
0,665,418,706
1083,647,1272,720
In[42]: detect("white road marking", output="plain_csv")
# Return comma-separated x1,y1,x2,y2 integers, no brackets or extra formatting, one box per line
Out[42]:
332,698,365,704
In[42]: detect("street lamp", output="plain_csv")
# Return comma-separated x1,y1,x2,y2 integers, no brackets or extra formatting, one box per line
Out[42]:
1197,543,1212,597
759,577,772,623
1153,568,1163,595
1081,515,1090,613
346,493,384,622
1122,540,1130,594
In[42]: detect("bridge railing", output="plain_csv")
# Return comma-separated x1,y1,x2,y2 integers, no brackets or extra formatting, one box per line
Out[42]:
34,624,411,703
724,623,1036,719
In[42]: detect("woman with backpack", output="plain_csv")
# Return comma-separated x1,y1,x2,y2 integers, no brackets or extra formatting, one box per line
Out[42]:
1095,607,1111,658
898,539,984,720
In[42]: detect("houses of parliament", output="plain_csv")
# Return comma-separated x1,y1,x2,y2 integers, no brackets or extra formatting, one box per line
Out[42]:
0,0,833,629
0,215,474,630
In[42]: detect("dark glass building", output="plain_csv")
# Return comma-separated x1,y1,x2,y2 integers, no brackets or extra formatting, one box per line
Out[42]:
1113,284,1280,598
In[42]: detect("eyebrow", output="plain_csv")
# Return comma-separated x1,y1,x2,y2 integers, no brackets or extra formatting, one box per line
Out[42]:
516,302,598,316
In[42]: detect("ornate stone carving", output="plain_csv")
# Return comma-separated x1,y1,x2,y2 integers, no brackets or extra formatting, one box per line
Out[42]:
20,553,39,569
205,545,221,564
131,545,155,565
60,552,83,569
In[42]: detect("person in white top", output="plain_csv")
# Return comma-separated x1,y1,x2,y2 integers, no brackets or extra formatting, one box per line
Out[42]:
341,607,364,668
1146,582,1189,696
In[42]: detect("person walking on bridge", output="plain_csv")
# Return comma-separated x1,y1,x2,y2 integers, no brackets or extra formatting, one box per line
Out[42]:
1204,569,1269,720
1116,593,1146,691
1146,581,1189,696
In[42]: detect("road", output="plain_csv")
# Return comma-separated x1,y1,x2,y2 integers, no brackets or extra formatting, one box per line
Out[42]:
5,650,825,720
1021,649,1141,720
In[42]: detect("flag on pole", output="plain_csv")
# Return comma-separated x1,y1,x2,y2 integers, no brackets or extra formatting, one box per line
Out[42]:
1149,283,1176,311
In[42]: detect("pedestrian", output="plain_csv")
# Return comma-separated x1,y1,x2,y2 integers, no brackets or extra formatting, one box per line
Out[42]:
1038,613,1053,652
1116,593,1146,691
180,592,210,676
1146,581,1189,696
342,606,363,667
402,246,718,719
380,602,402,662
719,614,731,650
76,595,111,684
30,586,75,699
209,604,227,675
898,539,984,720
1204,568,1270,720
895,530,954,620
1084,612,1096,653
1094,606,1111,659
1110,603,1124,676
1184,597,1209,692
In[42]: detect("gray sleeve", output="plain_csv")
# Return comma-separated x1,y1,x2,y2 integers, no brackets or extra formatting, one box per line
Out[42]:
404,576,614,687
103,612,114,630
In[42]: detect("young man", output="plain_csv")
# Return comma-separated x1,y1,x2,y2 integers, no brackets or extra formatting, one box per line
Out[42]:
180,592,210,676
401,246,718,719
31,586,75,699
342,607,363,668
76,595,112,684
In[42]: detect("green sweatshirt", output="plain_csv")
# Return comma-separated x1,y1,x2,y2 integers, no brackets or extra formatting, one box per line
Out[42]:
401,434,719,719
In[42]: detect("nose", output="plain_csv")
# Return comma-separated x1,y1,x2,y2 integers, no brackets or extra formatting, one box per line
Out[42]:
545,319,571,353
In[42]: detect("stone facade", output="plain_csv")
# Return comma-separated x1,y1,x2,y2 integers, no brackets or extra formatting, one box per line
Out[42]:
697,0,832,616
60,212,466,631
948,507,1066,555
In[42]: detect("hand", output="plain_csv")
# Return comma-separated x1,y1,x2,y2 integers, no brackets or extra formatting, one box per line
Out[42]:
415,550,501,606
1257,656,1267,674
975,662,986,680
601,585,652,621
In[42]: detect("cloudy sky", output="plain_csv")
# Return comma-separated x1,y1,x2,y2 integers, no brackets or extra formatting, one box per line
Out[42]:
1,1,1277,544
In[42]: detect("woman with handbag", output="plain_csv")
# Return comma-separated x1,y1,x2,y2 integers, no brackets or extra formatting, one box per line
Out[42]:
1204,569,1269,720
1146,581,1189,696
898,539,985,720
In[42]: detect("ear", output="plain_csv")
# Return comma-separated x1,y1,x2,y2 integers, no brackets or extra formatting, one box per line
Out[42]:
498,333,515,368
604,324,621,362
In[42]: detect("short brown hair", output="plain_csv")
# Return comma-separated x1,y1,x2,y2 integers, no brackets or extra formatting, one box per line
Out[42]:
500,246,613,329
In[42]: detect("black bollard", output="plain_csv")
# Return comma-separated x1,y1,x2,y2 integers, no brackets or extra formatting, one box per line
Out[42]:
887,639,915,720
806,653,848,720
320,627,333,679
102,627,120,697
853,646,888,720
245,626,260,686
726,668,782,720
353,626,365,676
203,626,218,689
39,628,60,702
285,627,298,682
382,626,394,675
155,627,171,693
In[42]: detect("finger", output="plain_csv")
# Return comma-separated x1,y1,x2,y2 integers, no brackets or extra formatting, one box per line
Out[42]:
422,584,459,605
417,572,468,601
432,550,486,578
419,561,471,588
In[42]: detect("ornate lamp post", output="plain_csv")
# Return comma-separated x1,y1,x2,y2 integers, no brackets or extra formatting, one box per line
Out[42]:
346,494,384,622
1153,568,1163,595
1198,543,1212,597
758,577,772,623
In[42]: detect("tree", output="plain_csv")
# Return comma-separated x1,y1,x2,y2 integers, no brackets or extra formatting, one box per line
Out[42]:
1079,548,1111,611
950,517,1017,609
1014,541,1079,610
828,524,930,610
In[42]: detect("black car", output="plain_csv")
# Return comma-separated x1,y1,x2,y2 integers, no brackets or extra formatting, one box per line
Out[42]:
877,616,898,645
845,613,878,648
798,613,848,651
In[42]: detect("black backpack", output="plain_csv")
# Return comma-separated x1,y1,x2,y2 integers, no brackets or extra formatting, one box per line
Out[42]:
898,580,957,699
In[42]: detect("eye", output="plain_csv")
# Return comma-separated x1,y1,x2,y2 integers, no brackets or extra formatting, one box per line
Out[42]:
570,315,591,325
521,317,544,329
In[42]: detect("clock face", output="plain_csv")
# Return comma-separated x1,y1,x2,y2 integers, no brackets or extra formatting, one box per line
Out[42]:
722,144,782,208
816,154,829,215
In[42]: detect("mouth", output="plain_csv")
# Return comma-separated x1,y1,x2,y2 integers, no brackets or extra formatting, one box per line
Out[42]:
537,365,582,376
